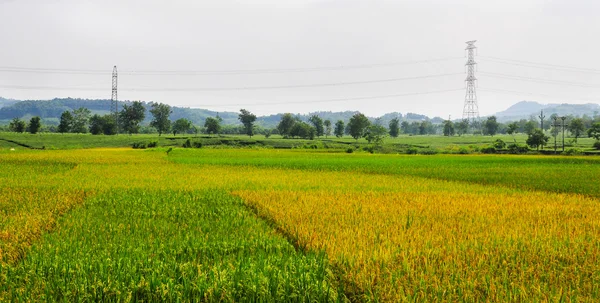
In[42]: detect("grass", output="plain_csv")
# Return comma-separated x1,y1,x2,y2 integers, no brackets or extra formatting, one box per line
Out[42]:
1,148,599,301
1,131,597,152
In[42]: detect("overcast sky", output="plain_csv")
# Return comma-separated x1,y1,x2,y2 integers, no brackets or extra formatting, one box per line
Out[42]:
1,0,599,118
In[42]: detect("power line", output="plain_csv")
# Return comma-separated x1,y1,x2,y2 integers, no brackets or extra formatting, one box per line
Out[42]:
192,88,464,107
479,87,600,102
0,72,462,92
480,71,600,88
0,57,463,76
480,56,600,74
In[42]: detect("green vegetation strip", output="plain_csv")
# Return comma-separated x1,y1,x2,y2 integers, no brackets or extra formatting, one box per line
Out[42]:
0,189,339,302
170,149,600,198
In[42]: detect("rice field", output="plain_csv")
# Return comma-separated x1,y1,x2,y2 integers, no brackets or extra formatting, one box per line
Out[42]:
1,148,599,301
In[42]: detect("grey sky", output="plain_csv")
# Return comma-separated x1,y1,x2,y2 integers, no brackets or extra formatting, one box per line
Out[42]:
1,0,599,118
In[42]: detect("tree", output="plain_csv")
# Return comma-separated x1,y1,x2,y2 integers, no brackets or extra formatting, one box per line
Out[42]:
524,120,536,135
172,118,192,136
389,118,400,138
456,119,469,136
526,129,549,150
89,114,117,135
483,116,499,136
587,122,600,141
568,118,585,142
149,102,172,136
506,122,518,135
289,121,315,139
8,117,26,133
204,116,221,135
28,116,41,134
348,113,370,140
443,120,455,136
120,101,146,134
418,121,434,135
277,113,296,138
400,121,410,134
365,124,387,146
58,111,74,134
238,109,257,137
308,115,324,137
71,107,91,133
323,120,332,138
334,120,345,138
89,114,104,135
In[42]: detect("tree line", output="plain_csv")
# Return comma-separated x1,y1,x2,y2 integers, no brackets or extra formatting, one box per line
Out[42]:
4,105,600,149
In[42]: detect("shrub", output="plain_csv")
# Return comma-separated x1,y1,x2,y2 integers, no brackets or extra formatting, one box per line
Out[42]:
147,141,158,148
346,148,354,154
132,142,147,149
458,147,470,154
594,141,600,150
480,146,496,154
363,146,374,154
507,144,529,154
406,147,418,154
193,141,203,148
419,148,438,155
563,148,583,156
183,139,192,148
493,139,506,149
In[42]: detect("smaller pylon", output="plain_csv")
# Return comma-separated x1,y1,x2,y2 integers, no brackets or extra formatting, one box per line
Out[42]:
110,66,118,132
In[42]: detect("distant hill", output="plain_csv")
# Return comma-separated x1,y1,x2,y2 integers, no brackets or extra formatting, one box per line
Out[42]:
0,98,437,127
495,101,600,122
0,97,19,109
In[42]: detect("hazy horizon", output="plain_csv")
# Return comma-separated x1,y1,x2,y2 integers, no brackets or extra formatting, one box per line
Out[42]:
1,0,599,118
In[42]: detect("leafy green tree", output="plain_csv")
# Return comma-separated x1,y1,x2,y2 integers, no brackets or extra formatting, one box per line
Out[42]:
58,111,73,134
149,102,172,136
120,101,146,134
568,118,585,142
524,120,536,135
71,107,91,133
526,128,549,150
8,117,26,133
506,122,518,135
289,121,315,139
483,116,499,136
388,118,400,138
456,119,469,136
334,120,345,138
89,115,117,135
588,122,600,141
348,113,370,140
308,115,324,137
28,116,41,134
238,109,257,137
277,113,296,138
365,124,387,145
323,120,332,138
443,120,455,136
172,118,192,136
419,121,434,135
400,121,410,134
204,116,221,135
89,114,104,135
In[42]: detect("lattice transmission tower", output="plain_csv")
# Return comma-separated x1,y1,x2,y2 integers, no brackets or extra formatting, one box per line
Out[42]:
462,40,480,123
110,65,118,132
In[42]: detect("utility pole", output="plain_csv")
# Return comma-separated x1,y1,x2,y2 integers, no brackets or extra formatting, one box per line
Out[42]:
538,110,546,150
552,117,559,154
561,116,568,152
111,66,119,133
538,110,545,132
462,40,480,126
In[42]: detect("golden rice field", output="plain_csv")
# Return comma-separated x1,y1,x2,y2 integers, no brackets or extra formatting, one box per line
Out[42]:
1,148,599,302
